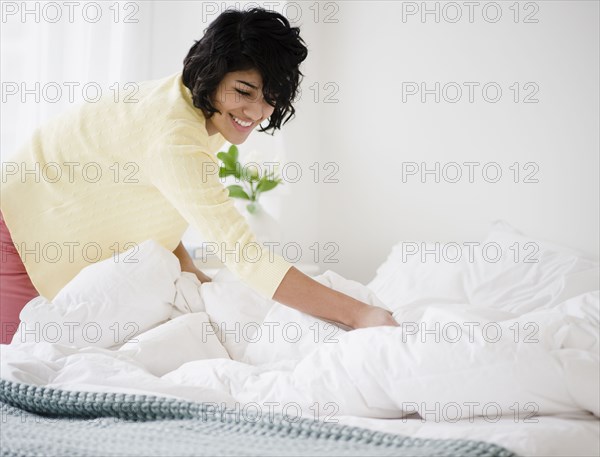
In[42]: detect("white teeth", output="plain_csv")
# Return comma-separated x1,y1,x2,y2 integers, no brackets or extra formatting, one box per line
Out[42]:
232,115,252,127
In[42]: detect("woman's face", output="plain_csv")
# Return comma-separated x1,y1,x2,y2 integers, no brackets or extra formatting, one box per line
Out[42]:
204,69,275,144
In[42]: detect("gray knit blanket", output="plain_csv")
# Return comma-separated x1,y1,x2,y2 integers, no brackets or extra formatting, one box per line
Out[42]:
0,380,517,457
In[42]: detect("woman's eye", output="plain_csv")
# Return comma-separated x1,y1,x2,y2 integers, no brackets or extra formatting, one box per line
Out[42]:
235,89,251,97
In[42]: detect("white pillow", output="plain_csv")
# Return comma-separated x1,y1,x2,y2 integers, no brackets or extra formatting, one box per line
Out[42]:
16,240,180,348
464,221,598,313
367,242,469,314
552,267,600,306
368,220,598,316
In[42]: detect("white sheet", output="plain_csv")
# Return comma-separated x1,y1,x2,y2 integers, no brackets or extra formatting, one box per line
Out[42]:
2,239,598,456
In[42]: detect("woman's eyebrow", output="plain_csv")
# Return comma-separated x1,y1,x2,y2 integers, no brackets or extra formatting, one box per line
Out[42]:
235,80,259,90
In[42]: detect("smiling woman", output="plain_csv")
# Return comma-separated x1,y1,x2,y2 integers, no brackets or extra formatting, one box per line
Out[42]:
0,7,397,344
202,69,276,141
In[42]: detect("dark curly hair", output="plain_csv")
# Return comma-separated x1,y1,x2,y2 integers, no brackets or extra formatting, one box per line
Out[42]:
182,8,308,134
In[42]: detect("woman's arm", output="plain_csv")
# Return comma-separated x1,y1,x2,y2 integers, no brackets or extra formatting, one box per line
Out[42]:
174,242,396,329
273,266,399,330
151,151,394,329
173,241,212,283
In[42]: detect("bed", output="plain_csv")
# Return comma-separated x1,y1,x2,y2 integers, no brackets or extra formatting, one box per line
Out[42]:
1,220,598,456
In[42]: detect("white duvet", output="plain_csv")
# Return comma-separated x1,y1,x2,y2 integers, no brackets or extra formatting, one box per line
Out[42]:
2,230,599,427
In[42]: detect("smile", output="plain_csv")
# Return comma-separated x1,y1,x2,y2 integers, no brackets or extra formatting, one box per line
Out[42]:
231,114,253,128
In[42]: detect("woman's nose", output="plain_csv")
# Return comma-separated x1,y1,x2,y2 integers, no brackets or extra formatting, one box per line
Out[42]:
244,97,274,122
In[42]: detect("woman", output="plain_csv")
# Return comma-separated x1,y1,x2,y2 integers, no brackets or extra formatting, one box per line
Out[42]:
0,8,397,345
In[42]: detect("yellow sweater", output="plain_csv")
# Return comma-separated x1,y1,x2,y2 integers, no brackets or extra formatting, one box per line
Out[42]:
0,72,292,300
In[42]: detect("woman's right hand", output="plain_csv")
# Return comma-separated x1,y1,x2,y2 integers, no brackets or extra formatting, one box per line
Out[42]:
190,267,212,284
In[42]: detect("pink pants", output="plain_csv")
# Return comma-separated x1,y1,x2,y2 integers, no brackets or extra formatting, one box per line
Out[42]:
0,212,39,344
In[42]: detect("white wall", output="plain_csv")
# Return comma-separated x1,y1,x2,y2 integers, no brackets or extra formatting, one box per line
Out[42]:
1,2,156,155
302,1,600,282
3,1,598,284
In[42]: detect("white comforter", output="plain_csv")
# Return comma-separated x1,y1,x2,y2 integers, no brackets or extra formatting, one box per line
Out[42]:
2,240,599,424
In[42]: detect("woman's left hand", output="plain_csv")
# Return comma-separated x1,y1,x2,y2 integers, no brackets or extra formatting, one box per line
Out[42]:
350,305,399,330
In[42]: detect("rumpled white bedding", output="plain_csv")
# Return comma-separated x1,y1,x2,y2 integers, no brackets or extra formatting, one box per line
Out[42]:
1,230,599,456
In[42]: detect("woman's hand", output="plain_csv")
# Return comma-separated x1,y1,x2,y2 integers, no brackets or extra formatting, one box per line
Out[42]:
190,268,212,284
349,306,399,330
273,267,400,331
173,241,212,283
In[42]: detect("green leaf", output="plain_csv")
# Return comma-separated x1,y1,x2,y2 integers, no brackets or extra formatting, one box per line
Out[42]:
219,167,241,179
226,185,250,200
246,202,257,214
256,178,279,193
216,152,236,170
228,145,239,162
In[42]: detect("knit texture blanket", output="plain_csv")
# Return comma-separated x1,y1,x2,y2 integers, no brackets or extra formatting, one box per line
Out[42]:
0,380,517,456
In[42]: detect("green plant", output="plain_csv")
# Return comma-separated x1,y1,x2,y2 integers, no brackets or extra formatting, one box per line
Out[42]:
217,145,282,214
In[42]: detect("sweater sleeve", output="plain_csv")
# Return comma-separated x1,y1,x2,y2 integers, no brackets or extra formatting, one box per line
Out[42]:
146,141,292,299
